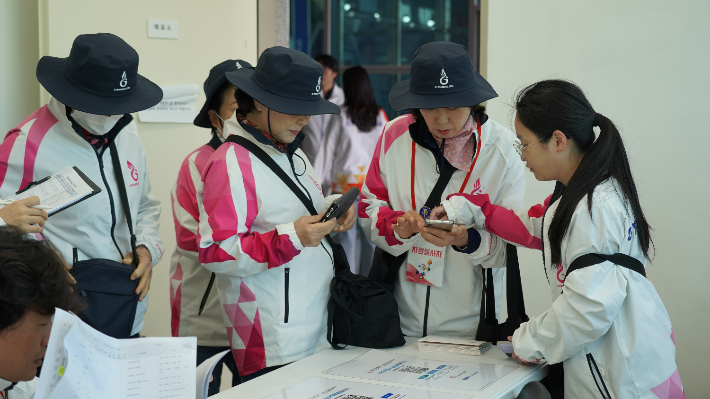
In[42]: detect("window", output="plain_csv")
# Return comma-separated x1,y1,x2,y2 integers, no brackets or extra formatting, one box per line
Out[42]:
291,0,481,119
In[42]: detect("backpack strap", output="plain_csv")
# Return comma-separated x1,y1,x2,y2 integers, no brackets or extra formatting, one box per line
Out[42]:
225,135,348,272
109,142,138,267
566,253,646,280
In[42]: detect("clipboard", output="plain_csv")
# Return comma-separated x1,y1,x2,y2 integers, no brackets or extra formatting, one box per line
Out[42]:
9,166,102,217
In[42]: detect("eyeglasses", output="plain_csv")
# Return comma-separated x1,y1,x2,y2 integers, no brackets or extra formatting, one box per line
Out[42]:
513,137,543,157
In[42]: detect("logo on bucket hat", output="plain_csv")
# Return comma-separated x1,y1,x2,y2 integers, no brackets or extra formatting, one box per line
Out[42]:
236,61,243,69
313,76,322,95
119,71,128,89
435,69,453,89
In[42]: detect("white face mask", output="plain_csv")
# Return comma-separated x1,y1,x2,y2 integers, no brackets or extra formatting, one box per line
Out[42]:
72,111,123,135
215,114,239,141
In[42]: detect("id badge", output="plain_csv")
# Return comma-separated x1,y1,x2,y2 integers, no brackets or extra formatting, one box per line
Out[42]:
405,240,446,287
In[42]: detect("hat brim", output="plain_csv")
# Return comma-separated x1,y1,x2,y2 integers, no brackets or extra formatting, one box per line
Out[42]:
226,69,341,116
37,56,163,115
389,79,498,111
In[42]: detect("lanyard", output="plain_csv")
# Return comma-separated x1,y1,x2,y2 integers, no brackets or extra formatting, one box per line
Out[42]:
411,120,482,210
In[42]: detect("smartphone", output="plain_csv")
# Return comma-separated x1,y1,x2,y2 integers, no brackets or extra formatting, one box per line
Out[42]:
424,219,456,231
320,187,360,222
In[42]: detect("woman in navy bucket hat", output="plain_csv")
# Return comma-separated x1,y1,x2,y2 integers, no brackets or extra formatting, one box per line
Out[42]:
170,59,252,395
0,33,165,338
196,46,356,381
359,42,526,342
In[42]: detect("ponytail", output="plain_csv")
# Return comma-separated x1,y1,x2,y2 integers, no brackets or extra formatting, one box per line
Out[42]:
515,80,652,267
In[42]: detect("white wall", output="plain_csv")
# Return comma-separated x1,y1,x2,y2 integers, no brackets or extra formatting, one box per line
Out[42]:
0,1,40,132
485,0,710,396
38,0,259,339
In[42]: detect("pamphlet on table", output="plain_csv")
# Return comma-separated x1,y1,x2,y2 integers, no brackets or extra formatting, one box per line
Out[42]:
324,349,518,392
264,376,472,399
35,309,201,399
418,335,492,356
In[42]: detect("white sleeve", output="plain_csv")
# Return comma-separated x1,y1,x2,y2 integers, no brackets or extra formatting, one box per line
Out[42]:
512,201,630,363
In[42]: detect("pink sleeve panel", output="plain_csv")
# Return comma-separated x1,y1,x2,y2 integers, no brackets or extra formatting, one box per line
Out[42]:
199,144,299,270
21,106,57,189
447,193,544,250
375,207,405,246
0,106,55,189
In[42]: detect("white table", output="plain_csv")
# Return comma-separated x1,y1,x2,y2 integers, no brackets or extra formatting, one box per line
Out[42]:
211,337,547,399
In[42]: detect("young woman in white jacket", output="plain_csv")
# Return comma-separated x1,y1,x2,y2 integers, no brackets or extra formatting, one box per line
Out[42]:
434,80,684,398
324,66,388,274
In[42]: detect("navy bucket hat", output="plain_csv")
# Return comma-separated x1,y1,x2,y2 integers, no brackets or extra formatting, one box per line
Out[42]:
194,59,253,128
225,46,341,116
389,42,498,111
36,33,162,115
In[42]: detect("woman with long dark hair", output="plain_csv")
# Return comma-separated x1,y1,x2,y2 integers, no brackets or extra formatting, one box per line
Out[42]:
434,80,683,398
323,66,388,274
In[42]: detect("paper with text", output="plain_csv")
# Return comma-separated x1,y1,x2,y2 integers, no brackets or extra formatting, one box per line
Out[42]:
324,349,518,392
4,166,98,216
265,376,471,399
138,84,199,123
36,309,198,399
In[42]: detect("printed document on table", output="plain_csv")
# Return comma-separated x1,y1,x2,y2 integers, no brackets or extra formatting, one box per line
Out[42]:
324,349,518,392
265,376,471,399
36,309,198,399
4,166,100,216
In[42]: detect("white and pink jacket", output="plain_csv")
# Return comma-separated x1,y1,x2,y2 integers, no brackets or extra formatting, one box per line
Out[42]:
0,97,164,336
442,178,684,398
170,134,229,346
196,122,338,376
358,114,526,338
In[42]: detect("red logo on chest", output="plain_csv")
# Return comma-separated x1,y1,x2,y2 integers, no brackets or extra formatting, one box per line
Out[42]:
310,175,323,195
470,178,484,195
127,161,139,184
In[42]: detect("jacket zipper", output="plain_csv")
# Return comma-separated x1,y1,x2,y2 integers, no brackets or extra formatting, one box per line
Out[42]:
198,272,216,316
422,286,432,337
284,268,290,323
95,148,123,258
586,353,612,399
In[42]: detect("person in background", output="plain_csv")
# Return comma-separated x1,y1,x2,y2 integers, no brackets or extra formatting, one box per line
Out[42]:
299,54,345,191
0,226,81,399
197,46,356,382
0,197,48,234
170,59,252,395
358,42,525,339
0,33,164,338
323,66,388,275
435,80,684,398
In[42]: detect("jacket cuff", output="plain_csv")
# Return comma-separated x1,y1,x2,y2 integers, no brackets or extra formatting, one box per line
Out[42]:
468,229,495,259
441,200,458,224
136,238,163,266
276,222,304,251
394,229,420,245
324,194,341,210
452,228,482,254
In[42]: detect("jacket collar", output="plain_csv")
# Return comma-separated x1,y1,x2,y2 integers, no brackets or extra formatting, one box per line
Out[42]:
409,112,489,155
47,97,132,151
1,377,14,392
236,120,305,155
208,133,223,151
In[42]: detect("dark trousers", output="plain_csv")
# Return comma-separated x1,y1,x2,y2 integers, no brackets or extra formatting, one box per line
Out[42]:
240,364,286,383
197,346,241,396
541,362,564,399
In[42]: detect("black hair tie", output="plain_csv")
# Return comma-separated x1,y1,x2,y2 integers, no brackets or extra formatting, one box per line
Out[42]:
593,113,602,127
